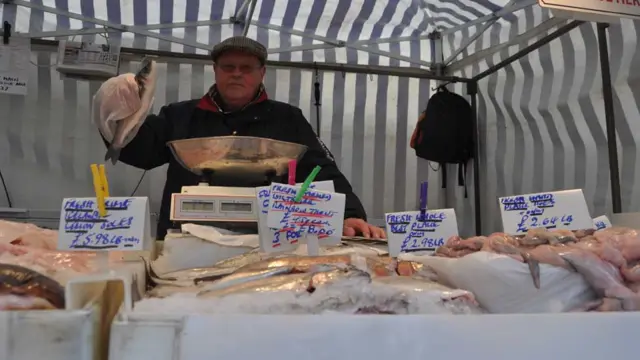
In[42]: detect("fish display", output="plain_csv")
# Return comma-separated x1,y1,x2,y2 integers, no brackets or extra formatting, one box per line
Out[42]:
433,227,640,312
104,58,158,165
0,264,66,310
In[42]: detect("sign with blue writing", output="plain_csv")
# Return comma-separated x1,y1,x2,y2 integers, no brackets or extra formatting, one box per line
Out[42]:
499,189,592,235
265,183,345,252
593,215,612,230
384,209,459,257
57,197,151,251
256,181,335,253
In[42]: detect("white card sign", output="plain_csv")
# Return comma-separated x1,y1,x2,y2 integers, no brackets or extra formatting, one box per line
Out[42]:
385,209,459,257
499,189,592,235
256,181,335,252
0,36,30,96
57,197,151,251
593,215,612,230
266,183,344,251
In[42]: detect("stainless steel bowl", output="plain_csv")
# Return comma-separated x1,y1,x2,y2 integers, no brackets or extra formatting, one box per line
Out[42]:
167,136,308,177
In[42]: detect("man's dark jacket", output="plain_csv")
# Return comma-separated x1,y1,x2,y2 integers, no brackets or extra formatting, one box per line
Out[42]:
110,89,367,239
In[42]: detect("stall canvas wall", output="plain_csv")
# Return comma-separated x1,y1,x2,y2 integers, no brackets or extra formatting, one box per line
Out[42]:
444,6,640,233
0,53,446,234
2,1,640,237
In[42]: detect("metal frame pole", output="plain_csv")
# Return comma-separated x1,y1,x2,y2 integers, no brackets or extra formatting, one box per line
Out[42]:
242,0,259,36
467,81,482,235
472,20,583,82
28,38,469,81
597,22,622,214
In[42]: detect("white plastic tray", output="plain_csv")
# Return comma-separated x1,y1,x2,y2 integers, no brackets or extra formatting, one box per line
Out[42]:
110,312,638,360
0,260,143,360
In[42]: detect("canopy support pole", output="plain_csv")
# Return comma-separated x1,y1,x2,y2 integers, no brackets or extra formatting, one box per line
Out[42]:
471,20,583,82
242,0,259,36
444,0,518,65
467,81,482,236
597,22,622,214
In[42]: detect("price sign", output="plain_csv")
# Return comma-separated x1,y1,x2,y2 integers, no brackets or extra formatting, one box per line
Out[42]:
0,36,30,96
385,209,459,257
265,183,344,251
256,181,335,252
57,197,152,251
499,189,592,235
593,215,612,230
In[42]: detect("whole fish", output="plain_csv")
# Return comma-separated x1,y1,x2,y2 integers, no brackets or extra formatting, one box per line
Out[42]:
198,266,295,294
104,58,157,165
142,257,235,287
308,267,371,290
152,266,236,287
235,255,353,273
483,236,541,289
0,264,65,309
197,273,312,298
211,250,276,269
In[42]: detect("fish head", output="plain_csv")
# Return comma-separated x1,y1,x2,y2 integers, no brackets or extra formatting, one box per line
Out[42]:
0,264,65,308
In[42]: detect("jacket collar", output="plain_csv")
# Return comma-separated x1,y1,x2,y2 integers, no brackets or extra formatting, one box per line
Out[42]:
197,84,268,113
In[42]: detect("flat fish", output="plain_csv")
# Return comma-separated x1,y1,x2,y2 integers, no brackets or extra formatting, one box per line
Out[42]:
104,58,157,165
198,266,295,294
482,236,541,289
0,264,65,309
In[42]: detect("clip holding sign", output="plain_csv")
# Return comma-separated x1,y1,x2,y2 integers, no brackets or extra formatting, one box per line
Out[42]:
2,21,10,45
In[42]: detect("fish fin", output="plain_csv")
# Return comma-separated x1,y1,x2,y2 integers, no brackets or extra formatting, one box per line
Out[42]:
522,252,541,289
104,146,121,165
559,255,579,272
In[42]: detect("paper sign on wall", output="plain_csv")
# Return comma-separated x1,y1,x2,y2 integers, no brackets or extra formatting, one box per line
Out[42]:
593,215,612,230
266,183,344,251
499,189,592,235
385,209,459,257
57,197,151,251
256,181,335,252
0,36,30,96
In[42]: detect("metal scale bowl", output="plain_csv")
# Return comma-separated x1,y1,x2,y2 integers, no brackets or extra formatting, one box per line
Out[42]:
167,136,308,228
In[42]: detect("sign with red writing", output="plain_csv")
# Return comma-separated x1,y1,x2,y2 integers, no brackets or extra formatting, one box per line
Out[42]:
539,0,640,20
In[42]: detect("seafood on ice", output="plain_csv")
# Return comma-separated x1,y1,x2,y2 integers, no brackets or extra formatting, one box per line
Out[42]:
0,220,97,310
427,227,640,312
139,245,481,315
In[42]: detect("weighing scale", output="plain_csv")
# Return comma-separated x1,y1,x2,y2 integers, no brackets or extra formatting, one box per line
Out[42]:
167,136,308,228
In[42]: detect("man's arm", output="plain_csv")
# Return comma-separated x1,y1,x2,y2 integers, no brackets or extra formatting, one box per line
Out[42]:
101,106,173,170
291,108,367,221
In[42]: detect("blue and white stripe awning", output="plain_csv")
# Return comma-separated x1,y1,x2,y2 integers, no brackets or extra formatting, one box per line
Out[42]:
1,0,536,70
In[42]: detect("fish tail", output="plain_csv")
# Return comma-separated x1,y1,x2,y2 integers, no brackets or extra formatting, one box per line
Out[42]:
522,252,541,289
104,146,121,165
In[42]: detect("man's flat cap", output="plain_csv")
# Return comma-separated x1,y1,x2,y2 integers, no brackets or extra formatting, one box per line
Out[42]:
211,36,267,64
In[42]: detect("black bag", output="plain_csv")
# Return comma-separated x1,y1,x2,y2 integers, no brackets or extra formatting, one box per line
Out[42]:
410,88,474,197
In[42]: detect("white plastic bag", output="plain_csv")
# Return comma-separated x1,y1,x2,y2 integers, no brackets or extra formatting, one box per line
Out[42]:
401,252,596,313
181,223,259,248
91,73,142,142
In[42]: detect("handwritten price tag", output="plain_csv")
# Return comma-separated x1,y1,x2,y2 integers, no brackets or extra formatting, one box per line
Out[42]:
266,183,344,250
384,209,459,257
593,215,612,230
57,197,152,251
256,181,335,252
499,189,592,235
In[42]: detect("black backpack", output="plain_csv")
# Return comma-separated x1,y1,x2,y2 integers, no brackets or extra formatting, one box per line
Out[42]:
410,88,474,197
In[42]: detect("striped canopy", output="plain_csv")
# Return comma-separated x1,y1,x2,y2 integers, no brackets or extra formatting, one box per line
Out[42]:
3,0,539,72
1,0,638,236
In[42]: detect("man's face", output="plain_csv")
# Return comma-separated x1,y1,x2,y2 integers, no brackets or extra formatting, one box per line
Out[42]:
214,51,266,106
